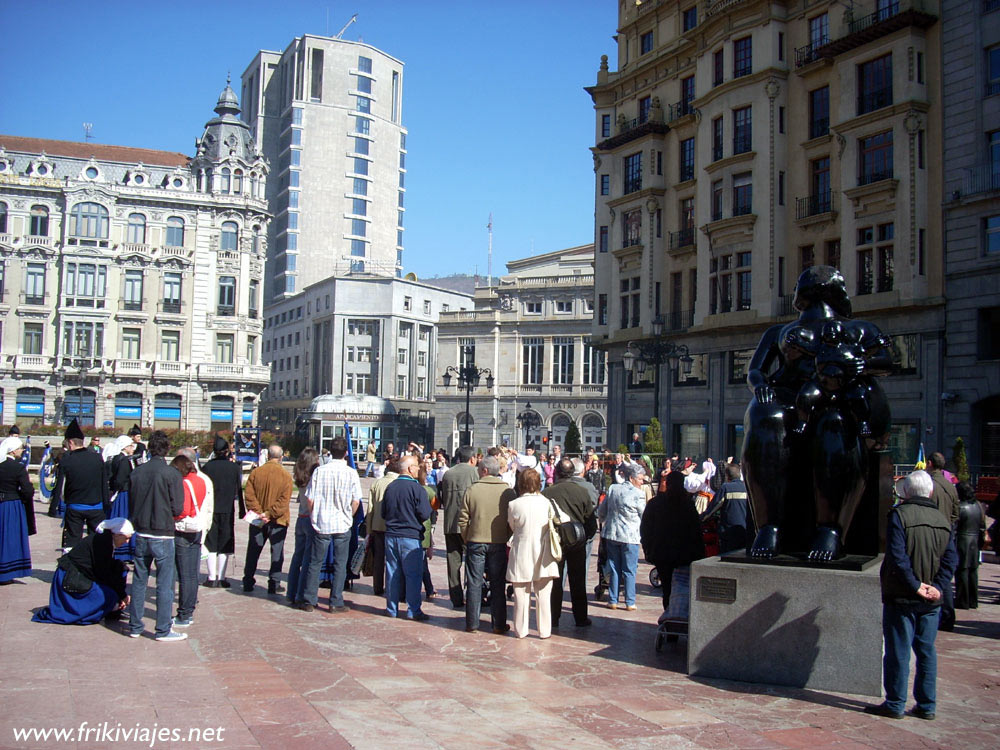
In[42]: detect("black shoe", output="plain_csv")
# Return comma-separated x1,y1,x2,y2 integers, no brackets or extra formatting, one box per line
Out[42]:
864,703,903,720
297,602,315,613
575,618,592,627
218,579,231,589
492,624,511,635
202,580,218,589
908,707,935,721
268,581,285,595
319,580,332,589
242,582,254,593
409,611,429,621
465,626,476,633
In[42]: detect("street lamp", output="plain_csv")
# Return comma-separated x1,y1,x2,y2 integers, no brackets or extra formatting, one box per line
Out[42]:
516,401,541,451
441,345,494,446
66,356,95,425
621,315,694,443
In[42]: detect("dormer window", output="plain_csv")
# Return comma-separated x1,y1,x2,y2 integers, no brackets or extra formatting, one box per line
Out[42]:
84,166,99,180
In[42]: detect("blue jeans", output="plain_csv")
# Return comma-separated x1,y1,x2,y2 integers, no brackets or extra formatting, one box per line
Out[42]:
606,540,639,607
385,535,424,618
174,531,201,621
286,515,315,603
883,602,940,714
304,530,349,607
465,542,507,630
129,536,176,638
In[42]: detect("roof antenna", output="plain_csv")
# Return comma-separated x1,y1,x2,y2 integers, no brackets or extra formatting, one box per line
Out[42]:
82,122,94,141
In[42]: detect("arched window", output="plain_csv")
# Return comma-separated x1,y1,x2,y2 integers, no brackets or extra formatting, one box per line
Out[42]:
220,167,231,193
581,413,607,452
0,202,6,233
69,202,109,238
29,205,49,237
220,221,239,252
126,213,146,244
165,216,184,247
233,169,243,194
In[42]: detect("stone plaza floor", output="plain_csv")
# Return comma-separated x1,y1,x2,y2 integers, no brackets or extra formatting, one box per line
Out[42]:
1,482,998,749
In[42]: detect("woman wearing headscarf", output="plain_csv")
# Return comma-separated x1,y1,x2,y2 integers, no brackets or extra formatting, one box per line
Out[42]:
0,436,35,583
107,435,137,561
201,435,246,588
506,468,558,638
32,518,132,624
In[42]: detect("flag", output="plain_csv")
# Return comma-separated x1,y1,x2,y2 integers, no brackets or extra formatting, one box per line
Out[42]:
914,442,926,471
19,435,30,468
344,422,357,469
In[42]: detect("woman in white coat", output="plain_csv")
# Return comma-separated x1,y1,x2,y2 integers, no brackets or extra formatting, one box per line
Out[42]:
506,468,559,638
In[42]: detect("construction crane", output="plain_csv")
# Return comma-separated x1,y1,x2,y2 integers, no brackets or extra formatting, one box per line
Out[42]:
334,14,358,39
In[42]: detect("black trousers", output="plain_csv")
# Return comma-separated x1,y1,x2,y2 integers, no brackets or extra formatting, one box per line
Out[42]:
243,521,287,586
656,565,675,611
551,543,589,626
955,566,979,609
369,530,386,596
63,507,106,549
445,532,465,607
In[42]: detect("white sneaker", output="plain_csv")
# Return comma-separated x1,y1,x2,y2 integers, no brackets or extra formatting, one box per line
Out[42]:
155,630,188,642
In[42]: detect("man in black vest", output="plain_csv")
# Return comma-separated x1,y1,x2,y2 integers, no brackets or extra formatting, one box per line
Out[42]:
865,470,956,721
543,458,597,628
52,419,109,551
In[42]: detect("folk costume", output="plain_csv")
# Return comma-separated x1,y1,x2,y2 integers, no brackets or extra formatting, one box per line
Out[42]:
0,437,35,582
51,420,109,550
201,436,245,587
107,435,137,561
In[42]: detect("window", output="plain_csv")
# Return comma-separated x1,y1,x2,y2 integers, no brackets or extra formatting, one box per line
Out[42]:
220,168,231,193
403,296,412,311
987,215,1000,255
640,31,653,55
859,129,893,184
123,213,145,244
620,277,640,329
857,54,893,115
600,174,609,195
622,208,641,247
220,221,238,252
680,197,695,234
525,301,542,314
710,256,735,314
352,198,368,216
800,245,815,272
218,276,236,315
712,117,724,161
778,171,785,205
811,156,831,212
354,137,369,155
23,323,43,355
809,13,829,48
69,202,109,238
64,263,107,308
601,114,611,138
599,225,609,253
736,252,752,310
711,180,724,221
680,76,695,115
856,222,894,294
978,307,1000,359
356,96,371,113
809,86,830,139
0,202,5,233
417,350,427,367
918,130,925,169
355,116,371,135
122,328,141,360
916,51,924,84
62,321,104,358
214,334,233,364
733,172,752,216
598,294,608,326
733,106,751,153
165,216,184,247
583,344,606,385
779,106,785,134
356,75,372,94
351,218,367,237
124,269,143,310
553,337,575,384
163,272,182,313
682,6,697,31
522,338,543,384
778,32,784,62
734,36,752,78
988,45,1000,96
398,348,408,365
623,152,642,194
555,300,572,313
422,300,431,315
24,263,45,304
353,158,369,175
679,138,695,181
358,55,372,74
713,49,724,86
352,177,368,196
416,377,426,399
826,239,841,269
639,96,651,123
392,71,400,123
29,205,49,236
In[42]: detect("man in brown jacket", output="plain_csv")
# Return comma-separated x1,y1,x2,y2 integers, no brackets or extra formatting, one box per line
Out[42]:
458,456,515,634
242,445,294,594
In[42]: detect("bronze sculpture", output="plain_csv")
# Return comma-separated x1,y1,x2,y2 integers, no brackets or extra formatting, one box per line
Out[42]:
741,266,893,561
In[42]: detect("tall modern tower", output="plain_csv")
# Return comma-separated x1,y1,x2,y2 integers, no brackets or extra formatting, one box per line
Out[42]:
241,35,406,304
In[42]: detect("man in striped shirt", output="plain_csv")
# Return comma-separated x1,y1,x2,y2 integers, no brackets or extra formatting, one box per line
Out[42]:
299,436,363,613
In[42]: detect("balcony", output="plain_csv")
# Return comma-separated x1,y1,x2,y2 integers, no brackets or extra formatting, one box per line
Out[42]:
153,361,188,377
987,0,1000,13
778,295,796,317
118,242,151,254
963,164,1000,197
0,233,13,246
21,292,49,306
595,118,670,152
669,228,695,250
122,300,144,312
669,100,696,123
859,169,893,187
24,235,54,247
159,300,183,315
809,1,937,62
987,81,1000,97
665,309,695,332
857,86,893,116
733,133,752,155
13,354,53,372
795,40,831,68
216,305,236,317
113,359,149,376
795,192,835,220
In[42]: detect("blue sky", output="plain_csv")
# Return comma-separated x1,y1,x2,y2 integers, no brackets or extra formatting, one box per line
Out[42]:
0,0,616,279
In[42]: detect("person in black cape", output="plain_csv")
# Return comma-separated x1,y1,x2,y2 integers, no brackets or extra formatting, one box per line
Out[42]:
201,435,246,588
51,419,109,550
0,436,35,583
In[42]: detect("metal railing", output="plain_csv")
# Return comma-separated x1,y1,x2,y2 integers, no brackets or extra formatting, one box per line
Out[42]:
778,295,795,316
669,228,695,250
669,100,695,122
665,309,694,331
216,305,236,317
986,0,1000,13
123,300,144,311
159,300,183,314
712,143,724,161
859,169,893,186
794,40,830,68
848,1,900,35
733,133,752,154
795,192,834,219
964,164,1000,196
987,81,1000,97
857,86,893,115
679,164,694,182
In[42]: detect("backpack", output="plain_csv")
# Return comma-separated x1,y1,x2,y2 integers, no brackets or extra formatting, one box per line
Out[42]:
175,477,205,533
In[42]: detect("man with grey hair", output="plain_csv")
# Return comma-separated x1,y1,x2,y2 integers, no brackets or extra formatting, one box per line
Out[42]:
458,455,515,633
865,470,956,721
242,444,294,594
544,458,598,627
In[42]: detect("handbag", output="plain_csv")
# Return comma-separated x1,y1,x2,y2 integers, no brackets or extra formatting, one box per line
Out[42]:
175,479,204,534
361,539,375,577
349,535,368,576
547,506,563,563
547,497,587,550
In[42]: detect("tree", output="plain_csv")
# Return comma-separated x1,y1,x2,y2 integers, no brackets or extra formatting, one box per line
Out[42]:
564,421,582,454
952,436,970,482
645,418,664,455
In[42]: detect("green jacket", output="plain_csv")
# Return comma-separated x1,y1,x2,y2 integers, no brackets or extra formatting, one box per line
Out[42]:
458,476,515,544
439,462,479,535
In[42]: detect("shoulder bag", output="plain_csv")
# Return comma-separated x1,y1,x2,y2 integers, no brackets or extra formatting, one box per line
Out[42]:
547,496,587,551
547,505,563,563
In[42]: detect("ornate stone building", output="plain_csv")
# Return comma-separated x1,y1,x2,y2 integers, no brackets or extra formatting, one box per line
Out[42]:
589,0,944,462
0,83,271,431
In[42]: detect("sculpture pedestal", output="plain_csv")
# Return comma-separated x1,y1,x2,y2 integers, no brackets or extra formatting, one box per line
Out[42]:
687,555,884,697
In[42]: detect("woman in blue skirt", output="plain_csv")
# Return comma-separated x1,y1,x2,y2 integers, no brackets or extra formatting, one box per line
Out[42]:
33,518,131,625
106,436,136,561
0,436,35,583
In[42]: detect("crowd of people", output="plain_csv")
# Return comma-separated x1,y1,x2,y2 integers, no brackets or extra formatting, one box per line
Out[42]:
1,423,995,679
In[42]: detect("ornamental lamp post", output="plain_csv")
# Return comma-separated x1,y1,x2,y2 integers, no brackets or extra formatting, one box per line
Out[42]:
441,345,494,447
516,401,541,451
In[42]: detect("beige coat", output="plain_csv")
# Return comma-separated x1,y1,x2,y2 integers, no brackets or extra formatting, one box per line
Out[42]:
506,492,559,583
